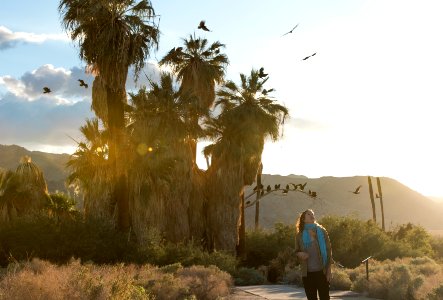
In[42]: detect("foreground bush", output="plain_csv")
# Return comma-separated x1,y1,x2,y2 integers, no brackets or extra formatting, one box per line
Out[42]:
349,256,443,299
0,214,237,275
0,258,233,300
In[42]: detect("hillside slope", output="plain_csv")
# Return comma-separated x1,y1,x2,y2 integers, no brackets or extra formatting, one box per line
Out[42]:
0,144,70,192
244,174,443,230
2,145,442,230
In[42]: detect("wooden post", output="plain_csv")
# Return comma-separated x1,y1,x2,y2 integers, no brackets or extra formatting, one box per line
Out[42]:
376,177,385,231
255,162,263,231
367,176,376,223
362,256,372,280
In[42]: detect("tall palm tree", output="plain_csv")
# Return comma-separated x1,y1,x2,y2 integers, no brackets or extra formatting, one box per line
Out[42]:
127,73,205,242
159,34,228,161
59,0,160,230
204,69,288,252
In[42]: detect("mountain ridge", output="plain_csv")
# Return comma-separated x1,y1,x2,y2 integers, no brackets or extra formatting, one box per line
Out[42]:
1,144,442,230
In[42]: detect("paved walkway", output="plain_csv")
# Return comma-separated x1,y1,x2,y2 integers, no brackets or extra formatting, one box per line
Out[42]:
229,285,379,300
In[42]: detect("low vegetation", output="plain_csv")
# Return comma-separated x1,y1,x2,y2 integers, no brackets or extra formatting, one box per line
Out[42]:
2,213,443,299
0,258,232,300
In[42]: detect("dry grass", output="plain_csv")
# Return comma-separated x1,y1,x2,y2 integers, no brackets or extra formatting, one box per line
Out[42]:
0,258,233,300
349,256,443,300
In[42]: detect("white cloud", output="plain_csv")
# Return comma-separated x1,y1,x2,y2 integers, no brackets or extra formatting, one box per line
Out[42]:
0,26,69,50
0,62,165,152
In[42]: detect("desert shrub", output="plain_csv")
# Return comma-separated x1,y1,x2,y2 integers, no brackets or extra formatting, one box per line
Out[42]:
430,236,443,261
330,266,352,290
177,265,232,300
427,284,443,300
0,258,232,300
321,215,435,268
154,243,237,275
320,215,389,267
388,223,434,257
0,214,135,266
282,267,302,285
233,267,265,286
350,257,442,300
243,222,295,268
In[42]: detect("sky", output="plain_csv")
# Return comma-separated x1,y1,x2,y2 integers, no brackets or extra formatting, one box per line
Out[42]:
1,0,442,198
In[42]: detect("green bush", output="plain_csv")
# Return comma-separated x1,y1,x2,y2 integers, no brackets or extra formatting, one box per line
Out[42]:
233,267,265,286
243,222,295,268
153,243,237,275
0,214,136,266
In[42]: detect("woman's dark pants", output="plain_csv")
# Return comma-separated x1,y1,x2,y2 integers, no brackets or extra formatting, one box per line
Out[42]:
302,271,330,300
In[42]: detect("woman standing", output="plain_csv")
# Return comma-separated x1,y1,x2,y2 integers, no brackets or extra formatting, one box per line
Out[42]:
295,209,332,300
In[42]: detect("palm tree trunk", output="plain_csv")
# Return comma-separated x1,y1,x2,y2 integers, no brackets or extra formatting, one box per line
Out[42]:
106,86,130,231
376,177,385,231
255,162,263,230
367,176,376,223
206,158,244,254
237,191,246,259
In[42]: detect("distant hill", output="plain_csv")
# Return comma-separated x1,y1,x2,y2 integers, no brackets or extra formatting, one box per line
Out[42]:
0,144,70,192
2,144,442,231
244,174,443,231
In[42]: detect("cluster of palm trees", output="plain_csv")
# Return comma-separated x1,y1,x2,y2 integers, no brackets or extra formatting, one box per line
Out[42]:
59,0,288,254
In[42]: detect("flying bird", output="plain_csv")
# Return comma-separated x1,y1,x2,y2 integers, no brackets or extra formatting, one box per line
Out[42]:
282,23,299,37
78,79,88,88
198,20,211,31
262,88,275,95
302,52,317,61
43,87,51,93
258,67,268,78
351,185,362,194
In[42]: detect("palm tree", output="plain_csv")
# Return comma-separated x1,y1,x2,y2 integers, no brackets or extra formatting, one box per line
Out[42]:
59,0,160,230
0,157,51,222
66,118,112,218
204,69,288,253
127,73,206,242
159,34,228,161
